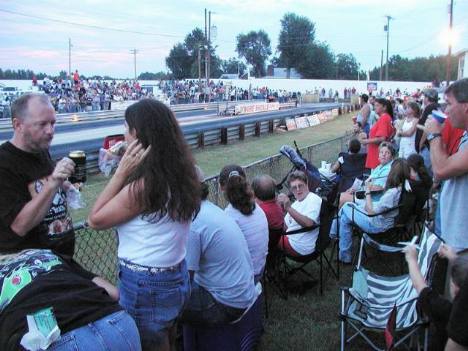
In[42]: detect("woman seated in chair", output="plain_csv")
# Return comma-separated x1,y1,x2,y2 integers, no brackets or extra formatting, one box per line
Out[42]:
338,141,395,208
276,170,322,257
330,158,410,264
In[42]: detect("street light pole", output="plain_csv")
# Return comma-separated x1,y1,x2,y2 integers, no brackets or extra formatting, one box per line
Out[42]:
130,49,138,81
384,15,393,81
446,0,454,86
68,38,72,80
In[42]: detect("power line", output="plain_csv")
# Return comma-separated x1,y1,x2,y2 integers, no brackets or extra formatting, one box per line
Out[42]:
0,8,183,38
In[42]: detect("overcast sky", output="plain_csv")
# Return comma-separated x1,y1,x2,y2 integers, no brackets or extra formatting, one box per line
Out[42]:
0,0,467,78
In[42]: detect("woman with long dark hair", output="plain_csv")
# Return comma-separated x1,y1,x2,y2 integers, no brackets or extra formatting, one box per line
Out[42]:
362,98,395,169
219,165,268,282
88,99,201,351
330,158,410,263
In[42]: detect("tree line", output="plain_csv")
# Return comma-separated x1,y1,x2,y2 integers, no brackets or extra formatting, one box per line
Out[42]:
165,12,458,82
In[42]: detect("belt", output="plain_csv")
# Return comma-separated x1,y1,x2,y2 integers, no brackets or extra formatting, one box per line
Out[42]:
119,259,182,274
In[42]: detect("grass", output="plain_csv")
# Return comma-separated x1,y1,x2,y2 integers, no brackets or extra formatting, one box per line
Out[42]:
71,112,399,350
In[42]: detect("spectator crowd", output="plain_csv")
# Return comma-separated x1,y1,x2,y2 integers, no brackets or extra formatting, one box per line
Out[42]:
0,76,467,351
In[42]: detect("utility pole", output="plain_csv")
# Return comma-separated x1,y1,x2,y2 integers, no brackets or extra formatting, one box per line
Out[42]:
198,47,202,88
384,15,393,81
204,9,208,86
68,38,72,80
208,10,211,83
379,49,383,81
130,49,138,81
446,0,454,86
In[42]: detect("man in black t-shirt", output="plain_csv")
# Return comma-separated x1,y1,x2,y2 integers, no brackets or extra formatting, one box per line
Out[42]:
0,249,140,350
446,276,468,350
0,93,76,257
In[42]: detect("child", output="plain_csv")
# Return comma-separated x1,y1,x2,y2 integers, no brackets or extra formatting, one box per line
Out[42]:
404,244,468,351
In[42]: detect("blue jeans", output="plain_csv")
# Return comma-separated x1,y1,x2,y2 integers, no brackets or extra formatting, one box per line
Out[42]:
48,311,141,351
330,203,391,263
180,281,245,326
119,260,190,350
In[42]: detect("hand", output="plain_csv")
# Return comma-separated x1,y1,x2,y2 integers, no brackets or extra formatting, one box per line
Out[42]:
51,157,75,186
424,116,443,134
438,244,457,262
403,244,418,263
346,188,354,194
277,193,291,211
115,140,151,178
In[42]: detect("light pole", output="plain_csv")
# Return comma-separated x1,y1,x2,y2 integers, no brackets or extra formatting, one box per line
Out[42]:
384,15,393,81
68,38,72,80
446,0,454,86
130,49,138,81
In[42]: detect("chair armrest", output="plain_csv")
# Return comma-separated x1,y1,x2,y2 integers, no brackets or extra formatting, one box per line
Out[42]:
362,234,404,254
351,204,401,218
284,224,319,235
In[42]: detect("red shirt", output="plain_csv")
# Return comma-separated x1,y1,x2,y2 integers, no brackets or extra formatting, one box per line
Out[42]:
365,113,394,169
258,200,284,230
442,119,465,156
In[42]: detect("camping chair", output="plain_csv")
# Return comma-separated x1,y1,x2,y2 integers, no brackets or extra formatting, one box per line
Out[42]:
277,199,338,296
348,188,417,267
339,225,442,351
336,152,367,193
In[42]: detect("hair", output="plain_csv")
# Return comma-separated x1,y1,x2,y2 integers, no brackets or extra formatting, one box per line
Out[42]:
219,165,255,215
445,78,468,103
406,101,421,118
375,98,394,119
407,153,430,181
200,182,210,200
348,138,361,154
124,99,200,222
287,170,308,186
385,158,410,190
379,141,396,157
451,249,468,287
11,93,51,122
252,175,277,201
360,94,369,103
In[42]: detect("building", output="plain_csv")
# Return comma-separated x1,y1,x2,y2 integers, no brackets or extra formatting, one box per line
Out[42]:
456,49,467,79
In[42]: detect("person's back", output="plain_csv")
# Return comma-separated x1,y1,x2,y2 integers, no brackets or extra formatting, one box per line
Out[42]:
189,200,257,309
0,249,138,351
224,204,268,278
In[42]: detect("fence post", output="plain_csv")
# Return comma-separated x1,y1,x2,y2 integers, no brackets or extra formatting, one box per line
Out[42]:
221,128,228,145
198,132,205,148
268,120,274,133
255,122,261,137
239,125,245,140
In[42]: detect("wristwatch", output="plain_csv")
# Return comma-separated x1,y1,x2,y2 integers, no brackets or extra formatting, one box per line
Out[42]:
427,133,442,142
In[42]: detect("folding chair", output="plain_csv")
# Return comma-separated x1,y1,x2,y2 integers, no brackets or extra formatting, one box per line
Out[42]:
339,226,442,351
277,199,338,296
348,188,417,266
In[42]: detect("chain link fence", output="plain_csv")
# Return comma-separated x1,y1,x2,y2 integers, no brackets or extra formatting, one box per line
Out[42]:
73,133,351,283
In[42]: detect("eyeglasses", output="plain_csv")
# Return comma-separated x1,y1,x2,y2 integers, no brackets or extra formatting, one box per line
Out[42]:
290,183,306,192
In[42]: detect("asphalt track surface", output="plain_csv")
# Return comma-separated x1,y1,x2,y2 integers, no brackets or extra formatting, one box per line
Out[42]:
0,103,342,158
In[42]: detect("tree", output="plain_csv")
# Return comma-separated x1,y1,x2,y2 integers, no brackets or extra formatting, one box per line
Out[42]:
138,71,172,80
236,30,271,77
335,53,360,80
296,42,335,79
277,13,315,78
221,57,247,76
165,44,192,79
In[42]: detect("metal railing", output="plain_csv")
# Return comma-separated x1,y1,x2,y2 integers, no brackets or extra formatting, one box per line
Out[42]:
73,133,351,282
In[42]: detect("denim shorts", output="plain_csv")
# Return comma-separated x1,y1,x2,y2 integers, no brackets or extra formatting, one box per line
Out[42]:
48,310,141,351
118,259,190,349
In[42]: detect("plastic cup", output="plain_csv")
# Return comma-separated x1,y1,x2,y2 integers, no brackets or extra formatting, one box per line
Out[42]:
431,110,447,124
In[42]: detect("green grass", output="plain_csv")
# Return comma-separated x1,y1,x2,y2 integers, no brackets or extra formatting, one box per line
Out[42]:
71,112,398,350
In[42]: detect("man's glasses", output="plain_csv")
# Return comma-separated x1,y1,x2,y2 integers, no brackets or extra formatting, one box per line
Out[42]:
290,183,306,192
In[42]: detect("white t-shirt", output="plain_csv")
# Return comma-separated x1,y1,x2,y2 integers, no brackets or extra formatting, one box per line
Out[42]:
285,192,322,255
224,204,269,276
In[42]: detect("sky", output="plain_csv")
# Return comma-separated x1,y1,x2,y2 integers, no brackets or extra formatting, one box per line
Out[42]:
0,0,467,78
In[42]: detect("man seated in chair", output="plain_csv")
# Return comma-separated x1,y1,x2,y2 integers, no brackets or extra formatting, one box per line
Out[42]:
180,167,258,326
252,174,285,251
276,171,322,257
330,158,410,264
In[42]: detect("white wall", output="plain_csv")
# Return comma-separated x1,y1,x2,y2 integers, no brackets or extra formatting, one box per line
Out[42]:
212,78,432,98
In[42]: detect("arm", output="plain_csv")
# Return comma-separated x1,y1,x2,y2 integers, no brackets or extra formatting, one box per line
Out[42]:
426,118,468,180
403,245,427,293
361,136,385,145
445,339,468,351
399,119,418,137
11,158,75,237
278,193,315,228
364,180,375,214
87,141,150,230
330,160,341,174
361,105,370,126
